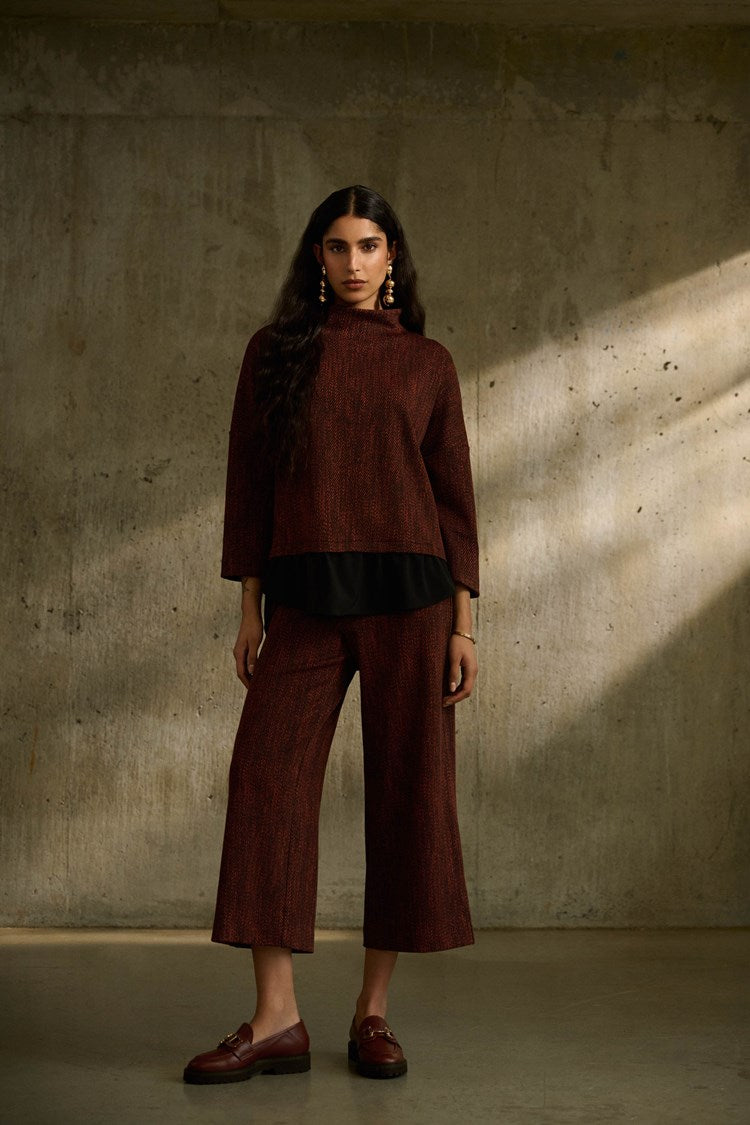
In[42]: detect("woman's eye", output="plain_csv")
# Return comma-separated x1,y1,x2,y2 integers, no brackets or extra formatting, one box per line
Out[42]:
326,243,378,253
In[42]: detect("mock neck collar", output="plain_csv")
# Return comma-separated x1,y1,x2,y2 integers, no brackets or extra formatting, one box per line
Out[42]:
324,302,406,334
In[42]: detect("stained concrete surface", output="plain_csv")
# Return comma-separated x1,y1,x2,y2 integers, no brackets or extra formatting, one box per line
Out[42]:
2,18,749,930
0,928,747,1124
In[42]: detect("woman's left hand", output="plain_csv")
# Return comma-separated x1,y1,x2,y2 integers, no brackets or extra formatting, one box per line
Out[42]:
442,633,478,707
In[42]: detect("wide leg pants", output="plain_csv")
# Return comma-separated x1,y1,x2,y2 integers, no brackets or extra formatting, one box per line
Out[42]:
211,595,474,953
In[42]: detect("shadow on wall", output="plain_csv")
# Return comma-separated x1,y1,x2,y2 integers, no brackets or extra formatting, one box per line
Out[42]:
476,567,750,928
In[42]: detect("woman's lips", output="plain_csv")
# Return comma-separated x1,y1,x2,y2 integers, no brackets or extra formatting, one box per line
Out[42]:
343,280,365,287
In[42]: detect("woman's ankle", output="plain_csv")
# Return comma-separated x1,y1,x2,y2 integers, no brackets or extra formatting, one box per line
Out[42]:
354,994,387,1027
250,1006,301,1040
250,945,299,1039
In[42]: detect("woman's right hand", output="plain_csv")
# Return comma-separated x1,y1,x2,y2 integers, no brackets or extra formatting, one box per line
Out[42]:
233,610,264,689
234,578,264,689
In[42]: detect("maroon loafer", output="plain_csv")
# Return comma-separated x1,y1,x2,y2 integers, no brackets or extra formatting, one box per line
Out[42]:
183,1020,310,1084
348,1015,407,1079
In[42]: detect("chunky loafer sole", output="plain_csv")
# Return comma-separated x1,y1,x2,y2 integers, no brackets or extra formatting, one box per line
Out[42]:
184,1051,311,1084
348,1039,407,1079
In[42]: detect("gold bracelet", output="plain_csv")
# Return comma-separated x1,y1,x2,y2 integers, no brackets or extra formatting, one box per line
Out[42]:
452,629,476,644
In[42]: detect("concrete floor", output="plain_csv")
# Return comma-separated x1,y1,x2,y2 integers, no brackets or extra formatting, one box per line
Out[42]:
0,929,747,1124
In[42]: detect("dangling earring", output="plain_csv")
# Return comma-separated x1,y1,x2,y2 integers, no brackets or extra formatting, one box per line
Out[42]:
319,264,327,303
383,261,395,306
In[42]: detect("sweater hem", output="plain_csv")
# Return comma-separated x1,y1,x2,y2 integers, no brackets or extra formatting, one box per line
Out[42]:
268,542,448,559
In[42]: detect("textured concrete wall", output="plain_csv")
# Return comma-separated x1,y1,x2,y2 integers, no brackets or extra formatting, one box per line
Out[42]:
1,18,748,928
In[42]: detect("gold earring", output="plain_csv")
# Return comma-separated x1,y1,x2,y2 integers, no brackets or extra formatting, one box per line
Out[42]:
319,264,327,303
383,262,395,306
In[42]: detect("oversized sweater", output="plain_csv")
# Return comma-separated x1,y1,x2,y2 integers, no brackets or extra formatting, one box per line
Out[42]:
221,302,480,600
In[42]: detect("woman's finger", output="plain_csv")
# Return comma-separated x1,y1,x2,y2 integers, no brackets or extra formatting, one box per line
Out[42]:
444,679,471,705
443,659,462,705
447,656,462,694
443,648,478,706
460,663,477,696
234,642,252,689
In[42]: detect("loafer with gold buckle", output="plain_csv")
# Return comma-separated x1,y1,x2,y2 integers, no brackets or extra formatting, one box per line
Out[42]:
183,1020,311,1084
348,1014,407,1079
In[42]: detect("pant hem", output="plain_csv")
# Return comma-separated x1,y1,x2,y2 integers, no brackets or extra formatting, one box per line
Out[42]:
361,929,475,953
211,933,315,954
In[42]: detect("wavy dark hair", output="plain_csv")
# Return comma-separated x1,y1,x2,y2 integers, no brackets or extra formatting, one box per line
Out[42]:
253,184,426,478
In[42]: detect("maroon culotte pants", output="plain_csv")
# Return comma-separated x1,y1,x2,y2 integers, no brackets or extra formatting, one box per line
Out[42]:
211,595,474,953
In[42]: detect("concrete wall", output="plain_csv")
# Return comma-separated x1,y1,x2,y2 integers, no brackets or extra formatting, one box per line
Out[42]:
1,17,748,928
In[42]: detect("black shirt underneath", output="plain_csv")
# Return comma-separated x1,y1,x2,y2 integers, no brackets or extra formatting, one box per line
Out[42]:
262,551,455,631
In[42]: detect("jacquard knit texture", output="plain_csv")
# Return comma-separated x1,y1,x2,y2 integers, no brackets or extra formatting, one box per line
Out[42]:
221,303,480,597
211,597,475,953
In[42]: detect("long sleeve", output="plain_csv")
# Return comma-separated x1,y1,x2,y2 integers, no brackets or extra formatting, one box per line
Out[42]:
221,331,275,582
420,351,480,598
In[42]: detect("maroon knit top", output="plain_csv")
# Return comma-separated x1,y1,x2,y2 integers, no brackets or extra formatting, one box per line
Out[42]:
221,302,480,615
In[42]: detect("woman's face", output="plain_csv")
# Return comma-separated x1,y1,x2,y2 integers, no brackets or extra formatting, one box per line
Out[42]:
314,215,396,310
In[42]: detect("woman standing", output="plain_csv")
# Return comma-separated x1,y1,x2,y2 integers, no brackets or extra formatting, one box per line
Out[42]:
184,185,479,1085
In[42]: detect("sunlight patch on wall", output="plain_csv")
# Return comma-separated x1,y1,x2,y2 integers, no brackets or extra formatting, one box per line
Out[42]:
480,250,750,740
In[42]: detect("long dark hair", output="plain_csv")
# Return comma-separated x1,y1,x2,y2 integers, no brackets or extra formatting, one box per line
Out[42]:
253,185,426,478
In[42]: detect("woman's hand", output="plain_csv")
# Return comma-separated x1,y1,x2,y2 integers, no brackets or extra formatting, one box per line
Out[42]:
233,609,264,689
442,632,478,707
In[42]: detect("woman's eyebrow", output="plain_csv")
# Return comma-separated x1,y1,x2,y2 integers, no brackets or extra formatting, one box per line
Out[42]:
324,235,383,246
